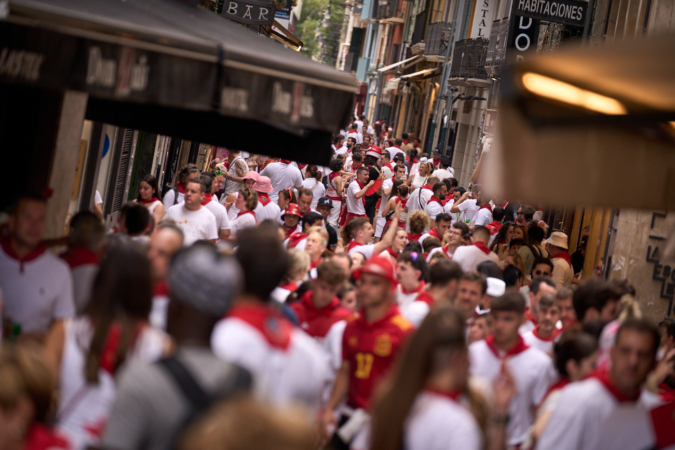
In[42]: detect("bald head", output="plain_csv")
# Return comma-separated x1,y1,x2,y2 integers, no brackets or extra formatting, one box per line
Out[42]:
148,225,184,282
472,226,490,244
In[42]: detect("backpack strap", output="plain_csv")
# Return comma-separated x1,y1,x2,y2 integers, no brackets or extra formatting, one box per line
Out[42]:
158,356,210,411
173,187,180,205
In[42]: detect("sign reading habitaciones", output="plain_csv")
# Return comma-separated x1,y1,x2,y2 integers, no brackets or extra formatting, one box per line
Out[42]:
514,0,587,27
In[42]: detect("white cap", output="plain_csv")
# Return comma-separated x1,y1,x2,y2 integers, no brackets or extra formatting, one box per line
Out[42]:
486,277,506,297
419,157,428,163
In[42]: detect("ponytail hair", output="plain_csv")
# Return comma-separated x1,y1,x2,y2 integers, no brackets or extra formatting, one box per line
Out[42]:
306,165,322,181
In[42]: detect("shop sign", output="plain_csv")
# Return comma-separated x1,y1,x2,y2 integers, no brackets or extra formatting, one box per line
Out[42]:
514,0,587,27
506,14,540,62
470,0,497,39
221,0,275,26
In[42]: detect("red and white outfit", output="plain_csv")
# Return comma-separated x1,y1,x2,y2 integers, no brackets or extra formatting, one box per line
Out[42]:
253,192,281,223
406,184,433,227
326,172,343,228
283,232,307,251
384,197,408,231
457,199,479,224
470,203,493,227
424,194,444,221
400,288,436,327
418,227,444,246
426,244,456,262
535,369,662,450
396,281,427,309
211,303,331,411
469,335,556,447
270,281,300,304
139,197,162,215
451,242,499,273
550,251,574,288
346,179,367,220
55,317,169,450
375,178,395,238
289,291,353,340
260,160,304,202
522,325,559,355
202,194,232,237
229,209,257,237
60,247,99,313
346,240,377,259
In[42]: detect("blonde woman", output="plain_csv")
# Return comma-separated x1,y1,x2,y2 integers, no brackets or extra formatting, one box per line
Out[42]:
407,162,432,191
227,188,259,241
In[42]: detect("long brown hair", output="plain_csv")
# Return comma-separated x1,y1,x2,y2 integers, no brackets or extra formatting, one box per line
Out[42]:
369,306,480,450
84,244,153,383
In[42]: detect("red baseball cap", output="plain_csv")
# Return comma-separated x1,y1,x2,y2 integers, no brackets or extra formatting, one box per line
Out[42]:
353,255,397,287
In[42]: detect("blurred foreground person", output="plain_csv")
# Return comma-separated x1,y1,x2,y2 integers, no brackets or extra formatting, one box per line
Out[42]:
0,194,74,342
535,319,672,450
102,245,250,450
177,396,315,450
147,223,184,330
0,345,69,450
211,228,330,410
44,244,171,450
321,256,414,449
364,306,516,450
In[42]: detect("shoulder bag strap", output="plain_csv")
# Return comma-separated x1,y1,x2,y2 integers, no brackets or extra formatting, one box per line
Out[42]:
158,356,210,411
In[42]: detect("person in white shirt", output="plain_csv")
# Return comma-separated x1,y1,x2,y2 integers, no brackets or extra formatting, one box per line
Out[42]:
260,159,304,202
199,174,231,241
163,178,218,246
346,123,363,144
136,174,165,225
252,176,281,223
163,165,200,210
444,186,462,224
424,182,448,225
427,221,469,261
519,277,556,334
0,194,75,339
468,185,493,228
332,135,345,153
419,213,452,246
452,272,488,326
222,150,249,198
406,176,438,225
379,150,394,179
345,167,372,222
545,232,574,288
375,164,405,241
94,189,104,218
522,293,560,355
470,292,557,448
343,203,403,259
211,228,331,411
302,166,326,210
535,319,670,450
395,250,429,310
361,306,515,450
147,223,184,330
227,188,259,241
432,155,455,181
450,190,479,225
326,159,345,228
452,226,499,273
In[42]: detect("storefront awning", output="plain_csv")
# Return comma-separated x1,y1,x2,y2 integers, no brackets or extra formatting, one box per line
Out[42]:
401,68,440,81
0,0,358,164
377,55,422,74
483,33,675,211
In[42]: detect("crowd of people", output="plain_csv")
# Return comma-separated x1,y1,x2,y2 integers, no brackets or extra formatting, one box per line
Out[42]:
0,115,674,450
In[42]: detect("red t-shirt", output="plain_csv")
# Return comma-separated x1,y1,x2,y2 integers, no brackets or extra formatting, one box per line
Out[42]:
290,291,353,338
342,304,414,410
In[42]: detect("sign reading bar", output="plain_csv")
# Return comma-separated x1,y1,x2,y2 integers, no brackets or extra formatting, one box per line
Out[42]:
221,0,275,26
514,0,587,27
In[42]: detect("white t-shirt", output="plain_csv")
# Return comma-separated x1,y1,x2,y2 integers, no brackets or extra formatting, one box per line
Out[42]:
253,198,281,223
230,211,257,237
469,340,557,446
211,315,331,411
347,243,376,259
425,200,444,221
162,189,185,211
407,188,433,220
204,199,231,232
0,246,75,333
347,131,362,144
452,244,499,273
535,378,662,450
470,207,493,227
335,146,348,157
164,205,218,246
302,178,326,210
444,199,460,225
388,147,405,161
522,329,555,355
432,168,454,181
260,162,304,202
457,199,479,223
346,181,366,215
379,178,394,217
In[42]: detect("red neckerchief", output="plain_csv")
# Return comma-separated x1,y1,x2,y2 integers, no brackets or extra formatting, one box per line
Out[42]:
540,377,570,407
237,209,256,220
501,200,508,208
428,227,442,241
153,280,169,297
280,159,292,164
485,334,529,359
651,401,675,449
393,145,401,150
258,193,271,206
283,224,298,239
386,247,400,258
525,307,539,326
352,163,363,171
1,237,46,274
60,246,99,269
200,193,213,206
425,387,462,402
24,423,70,450
279,281,298,292
407,232,422,242
287,232,307,249
432,157,440,167
396,197,408,208
416,290,436,306
299,164,307,171
420,184,433,191
402,140,409,145
309,257,322,270
479,203,493,212
227,303,293,350
401,280,425,295
427,195,443,206
473,241,491,255
299,291,343,321
441,244,454,257
139,196,160,205
261,158,278,170
354,180,367,206
588,368,640,403
346,240,361,252
408,156,418,166
552,251,572,267
532,324,558,342
176,182,186,194
100,322,142,374
486,221,503,235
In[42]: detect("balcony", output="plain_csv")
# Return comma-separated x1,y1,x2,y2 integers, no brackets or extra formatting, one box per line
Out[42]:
424,21,452,56
449,37,489,80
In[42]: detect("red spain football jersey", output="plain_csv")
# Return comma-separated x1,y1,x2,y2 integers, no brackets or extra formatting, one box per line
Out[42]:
290,291,354,338
341,303,414,410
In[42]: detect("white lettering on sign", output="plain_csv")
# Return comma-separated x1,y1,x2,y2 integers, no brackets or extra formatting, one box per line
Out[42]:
0,48,44,81
514,16,533,62
221,87,249,112
259,8,269,20
243,4,253,19
516,0,584,21
300,94,314,118
271,82,292,114
130,55,150,91
86,47,116,87
228,1,238,14
470,0,496,38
